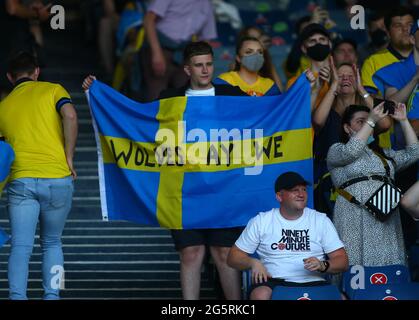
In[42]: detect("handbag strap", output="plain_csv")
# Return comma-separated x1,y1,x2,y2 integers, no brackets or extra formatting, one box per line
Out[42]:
335,188,376,215
336,151,393,211
335,188,363,207
339,175,389,189
372,150,391,177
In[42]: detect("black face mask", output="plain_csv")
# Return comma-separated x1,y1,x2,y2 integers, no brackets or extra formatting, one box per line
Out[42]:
306,43,330,62
370,29,388,48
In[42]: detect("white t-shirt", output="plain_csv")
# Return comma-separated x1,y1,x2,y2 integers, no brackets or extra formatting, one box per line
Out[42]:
185,87,215,96
235,207,344,283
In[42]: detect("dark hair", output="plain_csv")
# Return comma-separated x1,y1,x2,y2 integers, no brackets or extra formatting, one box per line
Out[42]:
332,38,358,54
237,26,263,40
296,16,312,35
235,36,262,56
368,11,386,28
336,62,354,69
340,105,394,163
340,105,371,143
7,51,39,79
384,6,414,31
183,41,214,64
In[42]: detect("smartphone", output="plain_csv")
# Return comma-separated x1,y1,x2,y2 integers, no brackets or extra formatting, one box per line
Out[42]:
373,98,396,115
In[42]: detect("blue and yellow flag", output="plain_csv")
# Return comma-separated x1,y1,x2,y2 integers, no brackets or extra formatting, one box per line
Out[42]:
89,75,313,229
0,140,14,247
373,53,419,150
373,53,419,119
0,140,14,195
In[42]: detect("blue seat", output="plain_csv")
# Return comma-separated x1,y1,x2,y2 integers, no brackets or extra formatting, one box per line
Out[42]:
343,265,411,299
352,283,419,300
271,284,342,300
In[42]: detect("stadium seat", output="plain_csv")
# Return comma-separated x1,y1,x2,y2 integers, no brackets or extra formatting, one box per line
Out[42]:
342,265,411,299
352,283,419,300
241,252,339,300
271,284,342,300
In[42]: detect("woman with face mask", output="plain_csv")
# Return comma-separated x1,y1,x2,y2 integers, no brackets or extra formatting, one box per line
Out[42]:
214,36,281,96
326,103,419,268
235,26,284,93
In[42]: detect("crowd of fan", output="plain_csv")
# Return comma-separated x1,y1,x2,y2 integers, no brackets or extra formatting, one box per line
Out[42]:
1,0,419,300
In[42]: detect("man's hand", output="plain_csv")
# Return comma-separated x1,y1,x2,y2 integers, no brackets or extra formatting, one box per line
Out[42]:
390,103,408,122
303,257,325,272
305,69,317,89
82,75,97,91
250,259,272,284
67,157,77,180
319,65,331,84
34,2,52,22
152,49,166,77
311,7,329,24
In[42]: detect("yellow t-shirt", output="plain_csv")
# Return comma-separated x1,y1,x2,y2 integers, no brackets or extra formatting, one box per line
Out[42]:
294,56,312,79
361,48,408,149
0,80,72,181
214,71,281,96
361,49,401,95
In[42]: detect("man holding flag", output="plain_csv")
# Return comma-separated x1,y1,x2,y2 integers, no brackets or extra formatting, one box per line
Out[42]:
85,41,314,301
84,41,246,300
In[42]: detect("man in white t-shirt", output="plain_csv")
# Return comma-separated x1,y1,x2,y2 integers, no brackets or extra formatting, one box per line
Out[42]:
228,171,349,300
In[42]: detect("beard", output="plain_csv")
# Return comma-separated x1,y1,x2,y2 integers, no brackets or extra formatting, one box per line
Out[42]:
393,38,413,51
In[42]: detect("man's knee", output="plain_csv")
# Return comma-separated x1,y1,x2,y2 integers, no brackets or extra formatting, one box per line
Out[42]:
210,246,231,264
250,286,272,300
179,245,205,266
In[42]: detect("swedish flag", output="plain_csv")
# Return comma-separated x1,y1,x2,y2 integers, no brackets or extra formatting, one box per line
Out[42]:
0,140,14,195
0,140,14,247
88,75,313,229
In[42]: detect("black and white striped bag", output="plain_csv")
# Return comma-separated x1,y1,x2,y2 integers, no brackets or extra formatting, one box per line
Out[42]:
364,182,403,222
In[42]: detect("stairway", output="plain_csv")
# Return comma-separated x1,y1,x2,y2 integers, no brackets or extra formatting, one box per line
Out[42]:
0,17,219,300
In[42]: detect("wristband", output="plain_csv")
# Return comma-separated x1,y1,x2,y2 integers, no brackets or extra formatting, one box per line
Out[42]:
320,260,330,273
366,119,376,128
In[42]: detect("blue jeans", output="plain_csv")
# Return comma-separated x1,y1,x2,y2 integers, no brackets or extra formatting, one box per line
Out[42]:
7,177,73,300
